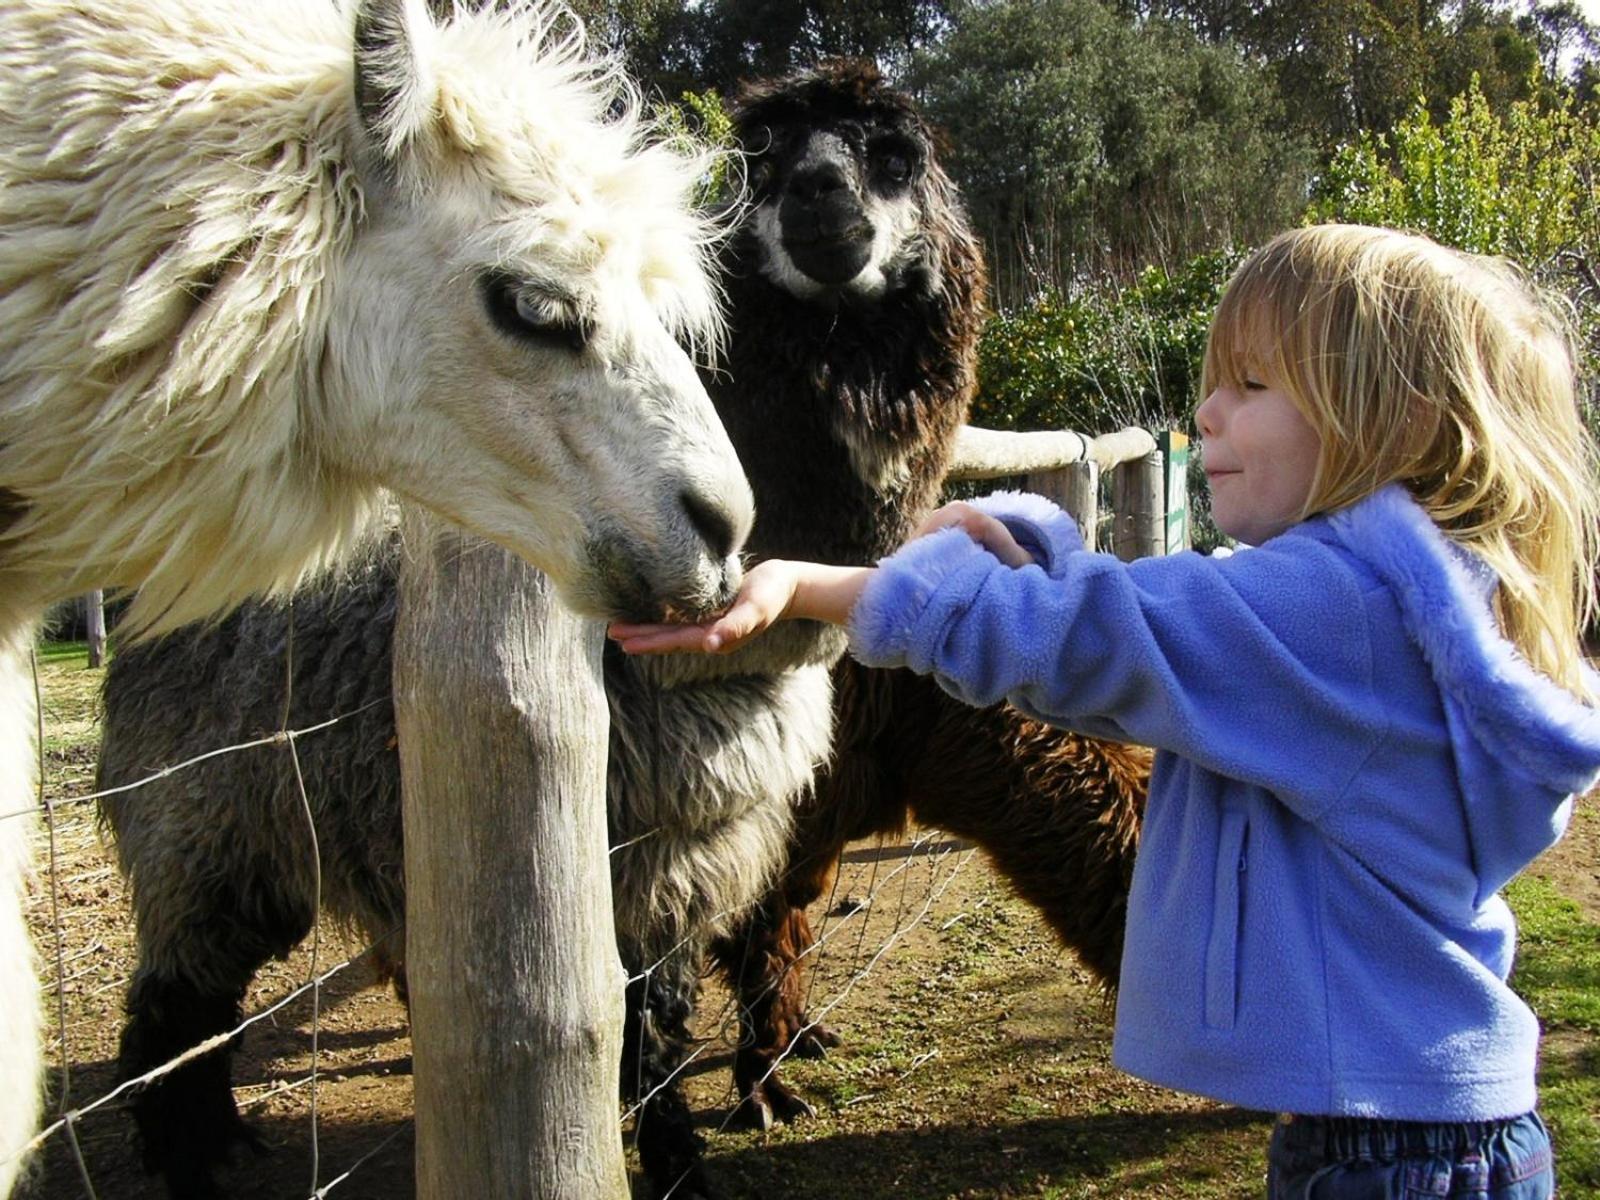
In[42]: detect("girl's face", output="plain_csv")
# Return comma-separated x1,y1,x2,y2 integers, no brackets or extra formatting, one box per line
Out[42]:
1195,353,1322,546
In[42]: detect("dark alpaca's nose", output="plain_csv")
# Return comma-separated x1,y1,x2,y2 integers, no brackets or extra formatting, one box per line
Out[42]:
789,160,849,204
680,488,739,562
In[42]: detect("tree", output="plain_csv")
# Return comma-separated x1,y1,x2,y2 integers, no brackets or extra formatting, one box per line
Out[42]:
1114,0,1548,140
588,0,954,99
909,0,1310,298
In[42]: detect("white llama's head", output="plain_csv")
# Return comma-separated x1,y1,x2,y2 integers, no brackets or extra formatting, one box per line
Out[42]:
0,0,751,631
322,0,751,620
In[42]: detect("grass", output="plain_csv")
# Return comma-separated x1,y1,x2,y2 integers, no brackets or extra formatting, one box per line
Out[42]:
1508,872,1600,1192
32,639,99,666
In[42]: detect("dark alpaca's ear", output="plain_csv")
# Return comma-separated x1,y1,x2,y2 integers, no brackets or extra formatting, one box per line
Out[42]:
353,0,435,161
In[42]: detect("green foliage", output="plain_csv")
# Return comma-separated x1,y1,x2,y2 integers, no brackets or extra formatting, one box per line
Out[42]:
1310,76,1600,265
973,249,1237,437
650,88,737,207
598,0,955,99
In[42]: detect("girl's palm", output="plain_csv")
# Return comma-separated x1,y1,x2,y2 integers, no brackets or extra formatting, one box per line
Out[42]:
608,559,800,655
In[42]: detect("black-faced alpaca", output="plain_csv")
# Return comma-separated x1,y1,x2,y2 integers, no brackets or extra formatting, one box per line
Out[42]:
96,60,986,1200
709,657,1150,1128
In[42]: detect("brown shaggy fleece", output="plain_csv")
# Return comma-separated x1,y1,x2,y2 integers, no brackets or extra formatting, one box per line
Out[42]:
711,658,1151,1128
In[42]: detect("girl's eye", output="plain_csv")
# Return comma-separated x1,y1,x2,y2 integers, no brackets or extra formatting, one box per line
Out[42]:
1243,378,1267,391
480,272,590,354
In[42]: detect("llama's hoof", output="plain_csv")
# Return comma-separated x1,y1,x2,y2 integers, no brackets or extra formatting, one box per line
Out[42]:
794,1022,841,1058
730,1079,815,1130
727,1092,776,1132
765,1080,816,1124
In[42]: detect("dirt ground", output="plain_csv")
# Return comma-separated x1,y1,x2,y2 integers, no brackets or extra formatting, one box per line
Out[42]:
13,655,1600,1200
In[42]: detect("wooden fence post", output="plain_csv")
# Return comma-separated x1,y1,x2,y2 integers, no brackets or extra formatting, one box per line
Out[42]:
83,591,105,668
1026,461,1099,552
394,512,628,1200
1111,451,1166,562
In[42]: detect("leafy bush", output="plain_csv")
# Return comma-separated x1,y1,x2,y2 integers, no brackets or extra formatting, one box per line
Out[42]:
1309,76,1600,437
972,248,1237,437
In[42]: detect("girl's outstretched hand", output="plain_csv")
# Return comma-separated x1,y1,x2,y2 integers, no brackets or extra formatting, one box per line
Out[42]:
608,558,805,656
909,501,1035,567
609,558,875,656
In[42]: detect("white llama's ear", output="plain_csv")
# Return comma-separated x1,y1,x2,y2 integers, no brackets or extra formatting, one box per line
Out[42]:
353,0,439,161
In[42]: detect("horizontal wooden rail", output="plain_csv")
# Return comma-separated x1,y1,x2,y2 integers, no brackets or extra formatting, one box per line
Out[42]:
944,424,1184,560
947,425,1156,480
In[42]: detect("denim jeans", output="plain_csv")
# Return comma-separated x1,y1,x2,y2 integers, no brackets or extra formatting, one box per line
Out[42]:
1266,1111,1554,1198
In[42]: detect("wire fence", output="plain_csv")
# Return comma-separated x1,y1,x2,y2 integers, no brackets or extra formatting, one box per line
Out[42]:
13,650,1017,1200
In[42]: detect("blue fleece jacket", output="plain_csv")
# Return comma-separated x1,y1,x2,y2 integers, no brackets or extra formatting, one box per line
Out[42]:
846,485,1600,1121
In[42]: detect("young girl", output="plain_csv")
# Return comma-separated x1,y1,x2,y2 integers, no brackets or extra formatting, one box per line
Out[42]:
610,223,1600,1197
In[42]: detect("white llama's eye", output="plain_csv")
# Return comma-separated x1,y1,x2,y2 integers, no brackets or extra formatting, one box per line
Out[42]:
480,271,590,354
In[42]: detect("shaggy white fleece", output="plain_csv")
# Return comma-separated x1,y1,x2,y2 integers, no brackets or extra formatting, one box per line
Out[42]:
0,0,735,1187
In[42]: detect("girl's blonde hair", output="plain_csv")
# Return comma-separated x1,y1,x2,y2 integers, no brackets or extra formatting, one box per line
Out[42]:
1203,222,1599,698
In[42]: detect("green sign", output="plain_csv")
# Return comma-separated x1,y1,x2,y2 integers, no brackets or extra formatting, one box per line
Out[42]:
1158,430,1189,554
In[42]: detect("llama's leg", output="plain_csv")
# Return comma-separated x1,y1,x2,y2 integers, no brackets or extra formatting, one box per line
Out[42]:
711,897,823,1132
0,634,43,1196
784,901,844,1060
0,810,41,1198
118,881,314,1200
621,960,715,1200
118,967,260,1200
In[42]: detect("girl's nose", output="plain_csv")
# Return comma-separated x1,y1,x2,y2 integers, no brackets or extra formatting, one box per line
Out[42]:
1195,389,1222,438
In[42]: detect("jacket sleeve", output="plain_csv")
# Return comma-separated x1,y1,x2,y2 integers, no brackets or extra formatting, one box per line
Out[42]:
967,490,1084,579
846,523,1389,821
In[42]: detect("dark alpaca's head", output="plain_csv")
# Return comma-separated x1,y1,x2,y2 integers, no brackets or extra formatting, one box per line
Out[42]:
731,59,977,308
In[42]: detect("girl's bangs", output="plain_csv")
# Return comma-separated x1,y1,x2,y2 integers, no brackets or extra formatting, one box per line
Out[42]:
1203,265,1291,393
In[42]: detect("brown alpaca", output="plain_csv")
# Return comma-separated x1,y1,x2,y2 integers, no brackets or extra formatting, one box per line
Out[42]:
712,657,1150,1127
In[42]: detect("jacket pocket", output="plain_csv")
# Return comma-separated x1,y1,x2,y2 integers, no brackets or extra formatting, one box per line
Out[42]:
1204,808,1249,1030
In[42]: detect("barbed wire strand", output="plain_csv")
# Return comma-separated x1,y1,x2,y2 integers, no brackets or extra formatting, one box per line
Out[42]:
657,835,976,1200
622,826,962,1125
32,648,103,1200
59,1112,100,1200
0,697,391,824
312,1122,410,1199
278,600,325,1197
2,950,368,1168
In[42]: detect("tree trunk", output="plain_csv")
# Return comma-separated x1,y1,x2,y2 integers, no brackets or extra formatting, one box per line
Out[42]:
83,591,105,668
393,512,627,1200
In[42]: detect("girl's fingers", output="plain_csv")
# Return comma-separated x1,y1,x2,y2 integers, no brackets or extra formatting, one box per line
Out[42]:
607,600,773,656
606,624,709,654
908,503,1035,568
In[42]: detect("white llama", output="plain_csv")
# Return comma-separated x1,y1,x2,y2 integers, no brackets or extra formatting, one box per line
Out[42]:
0,0,753,1189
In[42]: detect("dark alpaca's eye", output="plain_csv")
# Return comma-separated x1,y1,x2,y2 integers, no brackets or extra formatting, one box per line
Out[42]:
749,158,776,191
870,138,917,187
479,271,590,354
